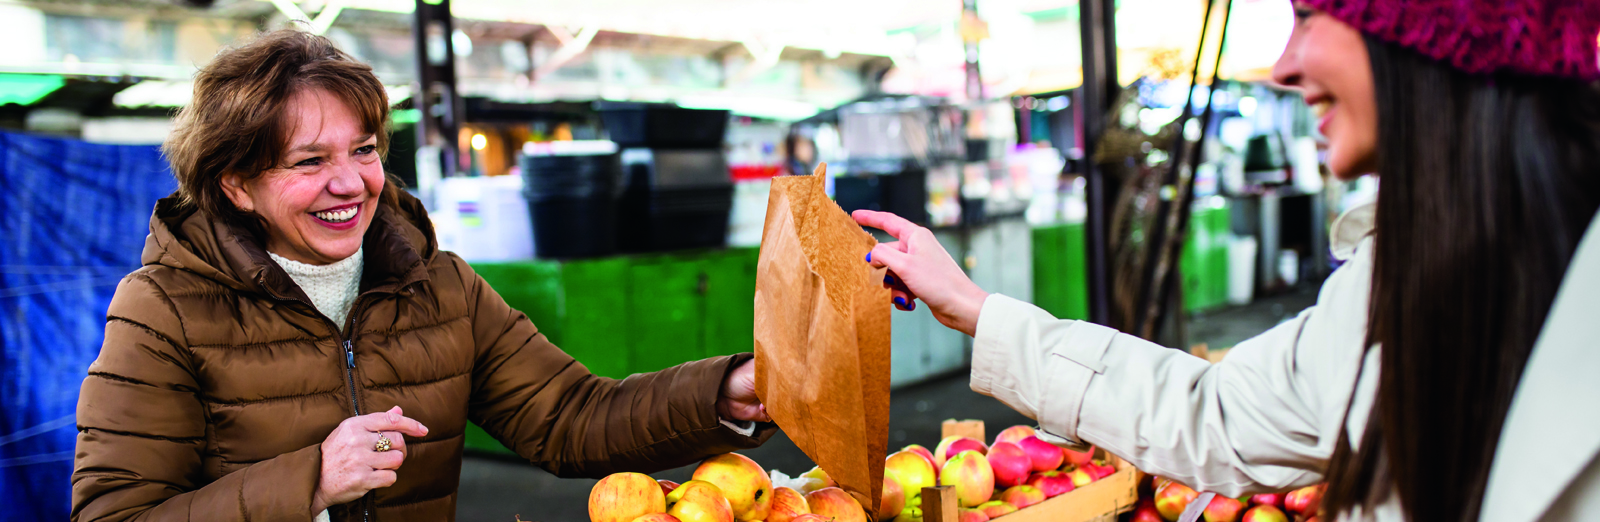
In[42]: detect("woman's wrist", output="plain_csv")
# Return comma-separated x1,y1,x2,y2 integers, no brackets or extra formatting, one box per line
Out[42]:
955,285,990,337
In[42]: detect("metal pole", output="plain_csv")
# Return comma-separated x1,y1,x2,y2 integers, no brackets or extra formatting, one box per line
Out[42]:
1133,0,1220,337
1080,0,1118,326
413,0,461,179
1151,0,1235,340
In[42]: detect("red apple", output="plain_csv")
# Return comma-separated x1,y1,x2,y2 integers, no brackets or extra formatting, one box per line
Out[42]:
1247,493,1283,509
1084,461,1116,480
998,485,1045,509
1155,482,1200,521
1015,436,1065,472
767,487,810,522
1240,505,1288,522
934,436,989,469
880,472,906,521
1063,445,1096,468
658,480,681,496
993,425,1036,447
1203,495,1245,522
986,442,1034,489
939,450,996,507
806,487,868,522
692,453,773,521
903,444,938,472
791,515,831,522
1026,470,1076,498
957,508,990,522
1283,484,1324,515
591,472,668,522
976,500,1017,518
1131,499,1164,522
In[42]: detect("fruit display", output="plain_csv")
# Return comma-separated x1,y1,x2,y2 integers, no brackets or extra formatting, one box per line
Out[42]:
585,423,1141,522
1133,477,1327,522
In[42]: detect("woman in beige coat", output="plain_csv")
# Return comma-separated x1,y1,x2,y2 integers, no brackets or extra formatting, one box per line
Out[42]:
856,1,1600,521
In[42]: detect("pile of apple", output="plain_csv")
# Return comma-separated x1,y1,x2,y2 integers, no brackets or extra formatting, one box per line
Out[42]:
588,452,883,522
1127,478,1326,522
587,424,1125,522
882,425,1119,521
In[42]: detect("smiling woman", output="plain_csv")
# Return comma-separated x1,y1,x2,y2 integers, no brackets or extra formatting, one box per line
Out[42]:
72,29,775,522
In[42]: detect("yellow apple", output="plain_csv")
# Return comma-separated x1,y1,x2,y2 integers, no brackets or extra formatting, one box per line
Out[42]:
806,486,868,522
666,480,734,522
768,486,811,522
692,453,773,521
591,472,667,522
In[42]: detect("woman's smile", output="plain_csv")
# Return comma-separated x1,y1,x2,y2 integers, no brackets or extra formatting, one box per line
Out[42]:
311,201,363,230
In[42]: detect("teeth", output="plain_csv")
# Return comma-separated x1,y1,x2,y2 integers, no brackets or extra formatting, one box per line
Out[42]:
1311,100,1332,117
314,206,358,223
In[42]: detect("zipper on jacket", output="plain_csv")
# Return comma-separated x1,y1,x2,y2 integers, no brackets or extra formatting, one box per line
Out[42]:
342,339,360,415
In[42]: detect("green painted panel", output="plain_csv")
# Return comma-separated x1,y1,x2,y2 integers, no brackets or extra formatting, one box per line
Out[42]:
0,74,64,106
1031,223,1090,320
703,248,758,359
559,258,632,379
1181,204,1232,312
472,261,565,342
627,254,706,374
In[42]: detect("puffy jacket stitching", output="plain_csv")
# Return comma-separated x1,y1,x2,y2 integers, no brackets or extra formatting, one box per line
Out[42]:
237,465,251,522
189,336,332,351
85,371,196,393
201,389,344,406
130,272,189,350
366,370,471,391
77,425,204,444
105,316,183,353
356,313,469,337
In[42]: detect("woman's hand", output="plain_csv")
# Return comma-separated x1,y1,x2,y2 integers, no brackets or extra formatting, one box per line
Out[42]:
853,209,990,337
312,406,429,513
717,359,771,424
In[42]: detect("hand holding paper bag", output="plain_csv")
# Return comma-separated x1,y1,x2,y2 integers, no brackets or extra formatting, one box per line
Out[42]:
753,164,892,519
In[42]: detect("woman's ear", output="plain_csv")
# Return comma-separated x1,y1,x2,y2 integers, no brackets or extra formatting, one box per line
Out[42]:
219,173,254,212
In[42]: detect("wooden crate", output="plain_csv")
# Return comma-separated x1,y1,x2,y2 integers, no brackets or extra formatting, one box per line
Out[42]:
923,420,1142,522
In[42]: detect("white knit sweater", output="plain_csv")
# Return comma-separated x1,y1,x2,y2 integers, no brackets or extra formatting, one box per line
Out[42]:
268,249,363,332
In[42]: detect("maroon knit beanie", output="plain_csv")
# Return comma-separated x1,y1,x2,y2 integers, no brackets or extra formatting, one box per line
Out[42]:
1300,0,1600,79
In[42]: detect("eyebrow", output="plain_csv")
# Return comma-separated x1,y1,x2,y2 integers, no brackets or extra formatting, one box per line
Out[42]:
286,133,376,155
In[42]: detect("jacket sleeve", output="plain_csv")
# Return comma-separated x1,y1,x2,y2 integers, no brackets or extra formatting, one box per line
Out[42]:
455,255,775,478
72,273,322,522
970,246,1375,496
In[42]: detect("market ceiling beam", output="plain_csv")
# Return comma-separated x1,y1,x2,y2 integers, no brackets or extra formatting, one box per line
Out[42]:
268,0,346,34
533,26,598,79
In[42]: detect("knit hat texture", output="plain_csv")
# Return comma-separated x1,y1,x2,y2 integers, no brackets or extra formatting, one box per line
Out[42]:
1300,0,1600,79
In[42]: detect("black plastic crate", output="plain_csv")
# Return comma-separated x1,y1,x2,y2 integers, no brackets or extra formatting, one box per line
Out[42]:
599,104,729,149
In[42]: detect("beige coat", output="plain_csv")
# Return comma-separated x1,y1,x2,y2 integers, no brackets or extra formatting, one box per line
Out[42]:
970,202,1600,521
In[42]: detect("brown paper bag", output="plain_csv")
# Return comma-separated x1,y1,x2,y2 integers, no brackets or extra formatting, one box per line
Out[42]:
753,164,892,517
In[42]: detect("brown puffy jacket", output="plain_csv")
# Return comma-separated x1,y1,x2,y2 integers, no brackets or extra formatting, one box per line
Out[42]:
72,192,774,521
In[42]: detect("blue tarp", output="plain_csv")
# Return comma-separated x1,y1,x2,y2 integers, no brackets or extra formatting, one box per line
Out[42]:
1,131,174,521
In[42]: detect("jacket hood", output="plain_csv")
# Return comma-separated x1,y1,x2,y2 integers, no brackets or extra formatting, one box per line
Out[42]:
141,189,438,301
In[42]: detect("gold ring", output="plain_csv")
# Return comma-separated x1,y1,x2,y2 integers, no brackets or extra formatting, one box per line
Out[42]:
374,435,392,452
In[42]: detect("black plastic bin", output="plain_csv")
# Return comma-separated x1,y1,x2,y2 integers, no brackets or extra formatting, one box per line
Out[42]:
616,186,733,253
521,152,622,259
599,104,729,149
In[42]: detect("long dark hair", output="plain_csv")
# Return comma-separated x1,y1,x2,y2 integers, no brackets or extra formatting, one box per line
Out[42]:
1323,35,1600,520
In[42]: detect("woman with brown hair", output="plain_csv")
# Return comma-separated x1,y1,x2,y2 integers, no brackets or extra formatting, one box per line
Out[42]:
857,0,1600,520
72,29,772,521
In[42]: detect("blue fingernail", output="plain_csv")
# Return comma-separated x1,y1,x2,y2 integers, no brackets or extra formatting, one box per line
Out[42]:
894,296,906,308
866,252,873,263
906,301,916,311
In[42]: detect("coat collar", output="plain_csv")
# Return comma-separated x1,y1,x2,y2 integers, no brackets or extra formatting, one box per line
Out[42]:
142,189,437,307
1479,209,1600,522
